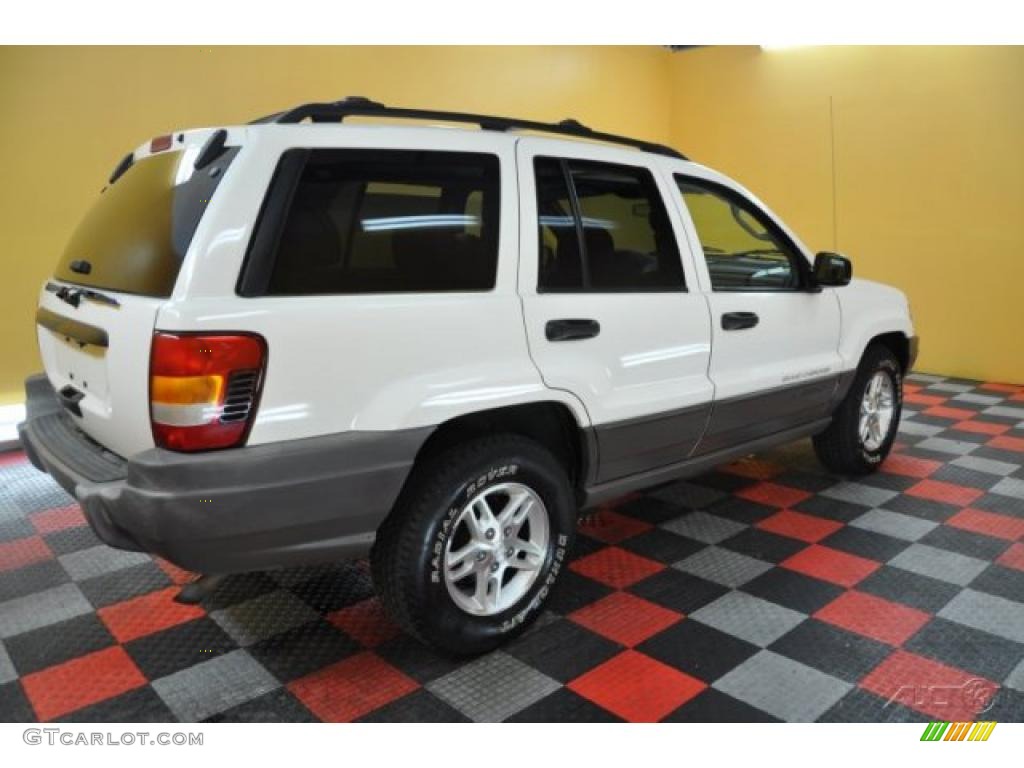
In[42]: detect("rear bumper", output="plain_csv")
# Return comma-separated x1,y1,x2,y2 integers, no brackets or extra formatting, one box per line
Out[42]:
18,374,430,573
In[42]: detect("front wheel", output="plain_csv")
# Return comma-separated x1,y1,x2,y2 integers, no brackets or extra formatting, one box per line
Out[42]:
813,344,903,475
371,434,576,655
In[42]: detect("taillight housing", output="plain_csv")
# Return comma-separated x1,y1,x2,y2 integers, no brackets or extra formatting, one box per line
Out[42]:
150,332,266,452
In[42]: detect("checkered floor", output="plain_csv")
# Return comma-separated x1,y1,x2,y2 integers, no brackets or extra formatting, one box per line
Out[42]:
2,372,1024,723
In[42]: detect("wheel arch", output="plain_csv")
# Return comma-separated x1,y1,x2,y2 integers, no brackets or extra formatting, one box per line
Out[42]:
410,401,592,498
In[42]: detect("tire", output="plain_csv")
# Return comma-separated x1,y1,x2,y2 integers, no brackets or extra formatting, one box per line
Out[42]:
370,434,576,656
813,344,903,476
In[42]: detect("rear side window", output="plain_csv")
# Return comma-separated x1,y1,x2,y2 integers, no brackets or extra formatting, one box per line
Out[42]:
535,157,684,292
257,149,500,295
55,147,238,297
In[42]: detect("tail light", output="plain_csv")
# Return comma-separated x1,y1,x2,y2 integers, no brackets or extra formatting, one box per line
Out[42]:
150,332,266,452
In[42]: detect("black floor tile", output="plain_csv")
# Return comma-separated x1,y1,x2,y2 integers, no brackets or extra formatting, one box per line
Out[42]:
769,618,892,683
505,618,621,683
637,618,759,683
627,569,730,615
857,565,961,614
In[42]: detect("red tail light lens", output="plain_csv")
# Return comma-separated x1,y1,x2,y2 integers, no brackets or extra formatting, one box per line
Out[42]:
150,332,266,452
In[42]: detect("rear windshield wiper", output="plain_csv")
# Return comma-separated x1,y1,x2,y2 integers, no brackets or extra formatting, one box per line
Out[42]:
46,282,121,309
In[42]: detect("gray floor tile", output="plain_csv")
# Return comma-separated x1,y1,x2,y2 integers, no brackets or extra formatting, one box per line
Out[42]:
952,392,1002,406
821,482,898,508
714,650,852,722
851,508,938,541
210,589,320,647
151,649,279,722
661,511,746,544
0,583,92,639
427,651,560,722
690,591,806,647
915,437,979,456
0,640,15,684
898,421,944,437
938,589,1024,645
57,545,151,582
952,455,1019,477
889,544,989,586
907,373,946,383
991,477,1024,501
674,546,773,588
985,405,1024,420
1006,658,1024,692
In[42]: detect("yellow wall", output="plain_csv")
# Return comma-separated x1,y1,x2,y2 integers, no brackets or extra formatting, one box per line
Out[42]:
1,46,1022,405
0,46,672,405
669,45,1024,384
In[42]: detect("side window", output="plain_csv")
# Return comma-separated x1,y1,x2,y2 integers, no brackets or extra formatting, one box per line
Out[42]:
535,157,684,292
264,149,500,295
675,176,802,291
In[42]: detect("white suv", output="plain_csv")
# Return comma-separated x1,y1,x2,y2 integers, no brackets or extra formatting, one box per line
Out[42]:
19,98,917,654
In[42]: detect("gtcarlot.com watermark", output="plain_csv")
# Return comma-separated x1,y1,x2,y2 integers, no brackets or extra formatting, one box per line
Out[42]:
23,728,203,747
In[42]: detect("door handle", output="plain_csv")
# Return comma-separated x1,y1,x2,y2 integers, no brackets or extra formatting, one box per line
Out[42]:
721,311,759,331
545,318,601,342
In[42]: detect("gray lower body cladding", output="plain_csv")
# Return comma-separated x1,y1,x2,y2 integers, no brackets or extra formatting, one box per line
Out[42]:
18,374,430,574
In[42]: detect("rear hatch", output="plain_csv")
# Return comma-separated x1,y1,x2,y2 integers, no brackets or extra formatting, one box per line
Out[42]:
36,131,239,458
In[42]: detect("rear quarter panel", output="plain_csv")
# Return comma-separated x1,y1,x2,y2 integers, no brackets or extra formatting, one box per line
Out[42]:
159,126,590,444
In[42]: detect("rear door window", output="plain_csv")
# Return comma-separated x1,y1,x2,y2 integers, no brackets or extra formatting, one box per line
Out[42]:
535,157,684,292
256,149,501,295
55,147,238,297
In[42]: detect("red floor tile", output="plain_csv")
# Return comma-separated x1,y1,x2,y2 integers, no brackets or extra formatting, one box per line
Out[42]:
923,405,978,420
736,481,811,508
568,650,706,722
98,586,206,643
988,435,1024,453
952,419,1010,436
722,457,784,480
0,450,28,468
0,535,53,573
905,392,946,406
980,382,1022,394
905,479,983,507
997,542,1024,571
155,557,195,586
288,651,418,722
815,590,931,646
570,591,682,647
860,649,998,721
781,544,881,587
881,453,942,479
947,508,1024,542
21,646,147,721
570,546,665,589
29,504,86,535
756,509,843,543
328,598,402,648
903,383,922,394
579,509,653,544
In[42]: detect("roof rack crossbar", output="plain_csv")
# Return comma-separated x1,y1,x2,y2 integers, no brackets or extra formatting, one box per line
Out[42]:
250,97,687,161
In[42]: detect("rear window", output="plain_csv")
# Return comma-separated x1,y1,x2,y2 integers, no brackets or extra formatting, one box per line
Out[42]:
254,149,500,295
54,146,238,297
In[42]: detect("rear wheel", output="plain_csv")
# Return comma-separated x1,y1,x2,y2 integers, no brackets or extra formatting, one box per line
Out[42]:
371,434,576,655
813,344,903,475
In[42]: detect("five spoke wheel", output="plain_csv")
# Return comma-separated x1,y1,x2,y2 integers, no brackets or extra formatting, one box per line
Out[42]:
443,482,549,616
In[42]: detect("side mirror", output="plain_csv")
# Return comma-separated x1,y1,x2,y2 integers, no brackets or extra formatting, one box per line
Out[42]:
812,251,852,287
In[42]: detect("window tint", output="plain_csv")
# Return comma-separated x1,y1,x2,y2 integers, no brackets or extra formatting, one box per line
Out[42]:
55,147,238,297
535,158,684,292
265,149,500,294
676,177,801,291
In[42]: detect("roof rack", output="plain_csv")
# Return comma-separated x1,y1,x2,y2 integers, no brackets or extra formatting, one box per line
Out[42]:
250,97,687,161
